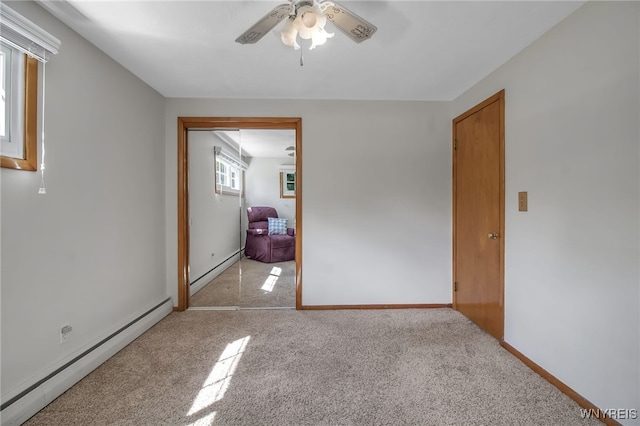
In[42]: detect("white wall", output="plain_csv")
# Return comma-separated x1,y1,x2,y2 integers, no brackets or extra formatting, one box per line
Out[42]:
2,1,635,421
1,0,167,409
245,157,295,226
166,100,452,306
453,1,639,421
188,131,242,282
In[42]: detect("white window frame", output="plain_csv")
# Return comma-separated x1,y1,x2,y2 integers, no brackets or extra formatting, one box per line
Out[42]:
1,43,25,159
214,147,246,196
216,159,228,188
0,51,37,171
0,3,60,171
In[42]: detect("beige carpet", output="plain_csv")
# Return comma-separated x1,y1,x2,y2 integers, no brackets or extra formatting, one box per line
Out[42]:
190,259,295,308
23,309,599,426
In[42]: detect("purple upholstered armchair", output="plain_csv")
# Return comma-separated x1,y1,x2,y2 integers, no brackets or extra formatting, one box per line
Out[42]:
245,206,295,263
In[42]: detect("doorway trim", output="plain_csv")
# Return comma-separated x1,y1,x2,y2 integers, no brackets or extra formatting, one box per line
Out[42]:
177,117,303,311
452,90,505,339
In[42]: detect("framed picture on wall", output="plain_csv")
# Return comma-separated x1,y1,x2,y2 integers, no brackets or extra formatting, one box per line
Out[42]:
279,170,295,198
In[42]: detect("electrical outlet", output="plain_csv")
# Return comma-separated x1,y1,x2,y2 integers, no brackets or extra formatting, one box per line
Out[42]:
60,324,72,344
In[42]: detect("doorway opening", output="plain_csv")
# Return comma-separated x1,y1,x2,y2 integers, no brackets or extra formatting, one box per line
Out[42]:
177,117,302,311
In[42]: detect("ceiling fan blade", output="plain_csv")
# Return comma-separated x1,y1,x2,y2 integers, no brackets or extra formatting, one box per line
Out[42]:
323,1,377,43
235,3,292,45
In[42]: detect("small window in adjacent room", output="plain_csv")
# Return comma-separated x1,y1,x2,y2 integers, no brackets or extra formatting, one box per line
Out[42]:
214,147,245,196
216,160,228,187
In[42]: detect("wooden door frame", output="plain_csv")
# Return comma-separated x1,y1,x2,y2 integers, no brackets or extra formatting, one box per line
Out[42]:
177,117,303,311
452,90,505,339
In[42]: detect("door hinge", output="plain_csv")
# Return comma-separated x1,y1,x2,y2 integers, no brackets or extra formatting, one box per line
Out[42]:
454,282,458,292
454,139,458,150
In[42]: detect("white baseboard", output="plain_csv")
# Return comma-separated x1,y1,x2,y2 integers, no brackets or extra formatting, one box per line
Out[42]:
0,297,173,426
190,252,240,296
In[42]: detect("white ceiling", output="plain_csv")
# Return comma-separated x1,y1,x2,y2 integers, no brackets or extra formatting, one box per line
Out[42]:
37,0,586,101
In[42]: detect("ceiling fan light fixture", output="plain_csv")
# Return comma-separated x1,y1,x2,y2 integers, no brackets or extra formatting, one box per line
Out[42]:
280,18,300,49
236,0,377,55
280,0,334,51
310,27,333,49
301,11,317,28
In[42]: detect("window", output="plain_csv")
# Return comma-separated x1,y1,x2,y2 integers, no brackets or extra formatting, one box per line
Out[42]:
216,160,227,187
0,44,13,143
0,3,61,172
0,45,37,171
214,148,245,196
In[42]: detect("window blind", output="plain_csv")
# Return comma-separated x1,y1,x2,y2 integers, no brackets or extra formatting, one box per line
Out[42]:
214,146,248,170
0,3,61,63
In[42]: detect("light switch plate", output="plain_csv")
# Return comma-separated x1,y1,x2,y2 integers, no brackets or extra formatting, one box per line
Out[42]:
518,192,528,211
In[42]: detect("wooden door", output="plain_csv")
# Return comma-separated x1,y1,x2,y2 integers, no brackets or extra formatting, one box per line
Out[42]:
453,90,505,340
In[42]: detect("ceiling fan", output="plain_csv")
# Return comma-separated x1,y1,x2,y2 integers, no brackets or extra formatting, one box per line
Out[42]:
235,0,377,51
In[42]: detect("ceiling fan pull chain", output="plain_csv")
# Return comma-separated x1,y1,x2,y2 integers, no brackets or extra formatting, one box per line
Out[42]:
300,48,304,66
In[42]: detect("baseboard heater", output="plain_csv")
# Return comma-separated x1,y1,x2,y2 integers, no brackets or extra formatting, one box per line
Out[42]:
190,249,244,287
0,297,173,425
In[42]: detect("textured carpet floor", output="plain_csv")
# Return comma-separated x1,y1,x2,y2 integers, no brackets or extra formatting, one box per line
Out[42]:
24,309,599,426
190,259,295,308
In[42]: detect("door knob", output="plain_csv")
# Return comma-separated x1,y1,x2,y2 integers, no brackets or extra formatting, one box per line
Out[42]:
488,232,499,240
